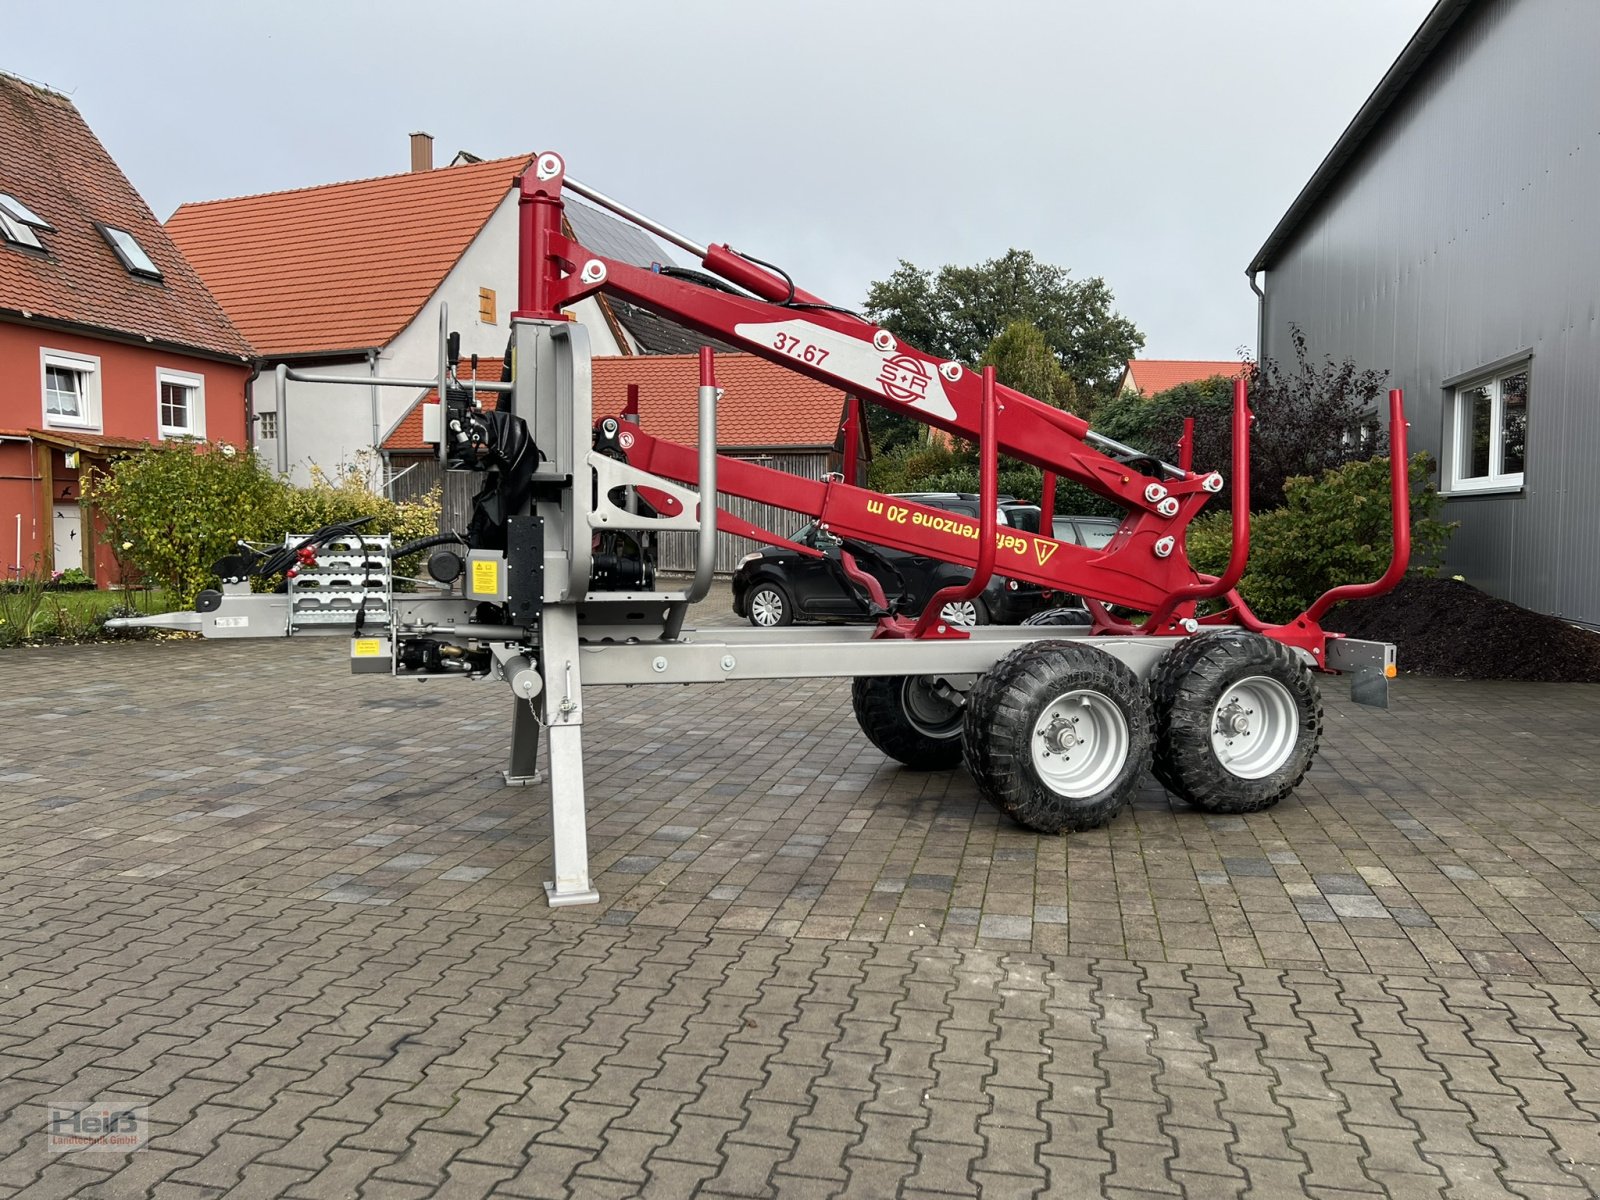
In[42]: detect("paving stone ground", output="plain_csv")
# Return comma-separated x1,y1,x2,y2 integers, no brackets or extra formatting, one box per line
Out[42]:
2,608,1599,1197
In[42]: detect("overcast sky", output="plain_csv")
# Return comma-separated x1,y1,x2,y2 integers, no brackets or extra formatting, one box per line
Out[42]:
7,0,1433,361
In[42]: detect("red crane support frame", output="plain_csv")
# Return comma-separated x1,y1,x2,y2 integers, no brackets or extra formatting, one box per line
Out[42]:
510,155,1411,664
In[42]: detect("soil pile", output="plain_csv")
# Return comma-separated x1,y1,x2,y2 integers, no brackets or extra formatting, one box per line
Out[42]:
1323,575,1600,682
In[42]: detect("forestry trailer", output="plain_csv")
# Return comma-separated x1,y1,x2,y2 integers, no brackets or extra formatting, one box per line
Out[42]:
115,152,1408,907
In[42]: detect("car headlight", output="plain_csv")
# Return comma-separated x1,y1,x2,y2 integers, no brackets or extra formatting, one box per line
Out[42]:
735,552,762,569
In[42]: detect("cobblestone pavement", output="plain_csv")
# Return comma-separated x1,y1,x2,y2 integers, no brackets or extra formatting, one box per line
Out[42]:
2,624,1599,1197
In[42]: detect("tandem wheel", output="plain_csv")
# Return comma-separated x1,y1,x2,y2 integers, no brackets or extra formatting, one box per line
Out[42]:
1149,629,1323,814
851,675,967,771
962,641,1152,834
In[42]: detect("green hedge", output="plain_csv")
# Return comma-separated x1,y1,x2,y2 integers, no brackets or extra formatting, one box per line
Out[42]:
1185,453,1454,623
84,442,440,608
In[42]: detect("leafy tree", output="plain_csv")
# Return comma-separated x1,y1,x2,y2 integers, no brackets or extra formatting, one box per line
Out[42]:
863,249,1143,451
1089,327,1389,512
979,320,1077,411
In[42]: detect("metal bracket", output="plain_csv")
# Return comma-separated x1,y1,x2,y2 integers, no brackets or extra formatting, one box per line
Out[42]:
587,452,704,531
1325,637,1397,708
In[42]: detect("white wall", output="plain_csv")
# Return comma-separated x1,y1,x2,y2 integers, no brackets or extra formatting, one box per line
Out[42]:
250,188,626,488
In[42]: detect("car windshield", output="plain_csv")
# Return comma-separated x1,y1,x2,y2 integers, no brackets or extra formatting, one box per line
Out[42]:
1052,517,1120,549
1077,521,1118,550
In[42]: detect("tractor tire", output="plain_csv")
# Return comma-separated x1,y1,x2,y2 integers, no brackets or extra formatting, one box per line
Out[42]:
962,640,1151,834
1149,630,1322,814
851,675,966,770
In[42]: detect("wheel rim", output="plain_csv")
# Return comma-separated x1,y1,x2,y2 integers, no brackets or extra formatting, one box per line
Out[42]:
940,599,979,627
900,676,963,739
1030,689,1129,798
1210,675,1298,779
751,588,784,626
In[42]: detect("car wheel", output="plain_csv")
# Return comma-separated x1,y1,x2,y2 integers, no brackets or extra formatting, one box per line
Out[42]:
747,581,793,628
937,596,988,628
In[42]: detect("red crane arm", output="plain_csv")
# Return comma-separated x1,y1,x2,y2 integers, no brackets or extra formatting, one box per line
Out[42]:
513,166,1218,522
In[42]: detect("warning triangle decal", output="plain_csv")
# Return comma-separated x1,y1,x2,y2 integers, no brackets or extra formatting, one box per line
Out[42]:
1034,538,1058,567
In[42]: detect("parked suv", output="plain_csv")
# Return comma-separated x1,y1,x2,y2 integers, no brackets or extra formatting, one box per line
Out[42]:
731,494,1116,627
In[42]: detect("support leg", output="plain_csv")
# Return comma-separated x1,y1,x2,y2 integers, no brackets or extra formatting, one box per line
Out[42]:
538,606,599,907
503,697,544,786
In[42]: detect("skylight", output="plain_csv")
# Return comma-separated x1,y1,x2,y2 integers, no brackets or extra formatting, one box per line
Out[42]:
0,193,53,230
0,209,44,250
97,223,162,280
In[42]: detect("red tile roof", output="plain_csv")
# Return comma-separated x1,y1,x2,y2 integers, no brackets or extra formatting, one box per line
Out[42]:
167,154,533,358
384,353,843,452
0,73,252,359
1123,359,1246,395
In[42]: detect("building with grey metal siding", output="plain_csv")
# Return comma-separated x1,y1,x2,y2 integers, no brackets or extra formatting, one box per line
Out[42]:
1249,0,1600,628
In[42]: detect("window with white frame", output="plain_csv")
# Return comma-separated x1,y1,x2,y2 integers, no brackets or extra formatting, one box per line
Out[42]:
156,369,204,438
1448,363,1528,493
40,350,100,428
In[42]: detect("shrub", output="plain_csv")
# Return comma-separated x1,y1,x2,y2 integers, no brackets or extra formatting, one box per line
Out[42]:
0,569,48,646
85,443,442,607
252,463,440,584
83,440,280,609
1185,453,1455,623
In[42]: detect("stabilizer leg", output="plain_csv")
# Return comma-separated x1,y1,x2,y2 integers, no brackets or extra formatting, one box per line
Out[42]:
539,605,599,907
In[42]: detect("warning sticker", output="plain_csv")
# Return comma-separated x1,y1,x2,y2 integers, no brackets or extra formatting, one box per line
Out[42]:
472,559,500,595
1033,538,1059,567
352,638,383,657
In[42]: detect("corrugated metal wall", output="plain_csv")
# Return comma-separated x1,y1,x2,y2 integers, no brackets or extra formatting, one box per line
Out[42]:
391,451,826,574
1259,0,1600,627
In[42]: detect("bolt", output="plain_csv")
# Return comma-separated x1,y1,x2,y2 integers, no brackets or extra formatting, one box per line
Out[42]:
940,361,963,382
651,656,668,673
1153,536,1176,559
720,655,736,671
1144,483,1168,503
873,330,896,352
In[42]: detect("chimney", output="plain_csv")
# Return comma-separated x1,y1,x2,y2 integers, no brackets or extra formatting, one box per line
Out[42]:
409,131,434,173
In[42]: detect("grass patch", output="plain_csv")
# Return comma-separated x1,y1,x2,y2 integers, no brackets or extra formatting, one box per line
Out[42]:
0,585,176,648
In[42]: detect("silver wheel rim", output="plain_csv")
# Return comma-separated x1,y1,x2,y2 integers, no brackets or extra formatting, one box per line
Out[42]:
751,588,784,626
1030,690,1129,798
940,599,979,627
1210,675,1298,779
901,677,962,739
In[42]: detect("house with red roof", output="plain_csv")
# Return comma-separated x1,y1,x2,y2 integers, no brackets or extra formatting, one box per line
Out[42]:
0,72,254,584
1117,358,1246,398
166,135,700,489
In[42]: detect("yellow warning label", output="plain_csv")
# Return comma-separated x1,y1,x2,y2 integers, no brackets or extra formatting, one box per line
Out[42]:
472,559,500,595
352,638,383,657
1034,538,1059,567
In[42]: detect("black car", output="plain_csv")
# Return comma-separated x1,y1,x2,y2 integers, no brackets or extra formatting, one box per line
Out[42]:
730,494,1117,627
992,511,1122,617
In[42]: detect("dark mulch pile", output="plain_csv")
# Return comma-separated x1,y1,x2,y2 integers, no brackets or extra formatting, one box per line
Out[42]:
1324,575,1600,682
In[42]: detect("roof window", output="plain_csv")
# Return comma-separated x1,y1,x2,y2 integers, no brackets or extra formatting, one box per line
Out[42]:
97,222,162,279
0,192,51,250
0,192,54,230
